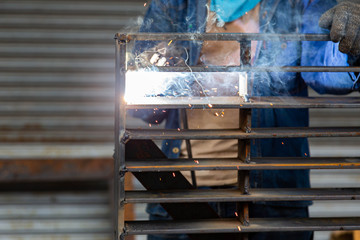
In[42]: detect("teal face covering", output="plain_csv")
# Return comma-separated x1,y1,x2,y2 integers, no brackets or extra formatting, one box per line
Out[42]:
210,0,262,23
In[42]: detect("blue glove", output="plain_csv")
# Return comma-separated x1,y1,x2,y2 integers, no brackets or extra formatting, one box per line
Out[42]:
319,0,360,56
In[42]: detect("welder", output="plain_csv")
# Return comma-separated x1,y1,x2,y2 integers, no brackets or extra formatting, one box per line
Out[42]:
132,1,360,240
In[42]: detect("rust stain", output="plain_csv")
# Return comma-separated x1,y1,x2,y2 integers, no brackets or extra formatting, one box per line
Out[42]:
0,158,113,182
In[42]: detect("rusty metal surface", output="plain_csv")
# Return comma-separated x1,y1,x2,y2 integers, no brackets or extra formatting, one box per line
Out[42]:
0,158,112,182
125,218,360,235
0,130,113,143
125,188,360,203
126,127,360,140
126,96,360,109
125,157,360,171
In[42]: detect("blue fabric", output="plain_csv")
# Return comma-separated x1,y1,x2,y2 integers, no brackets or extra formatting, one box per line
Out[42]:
132,1,359,239
210,0,262,23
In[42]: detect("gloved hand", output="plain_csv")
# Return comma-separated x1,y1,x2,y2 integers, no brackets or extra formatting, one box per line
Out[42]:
319,0,360,56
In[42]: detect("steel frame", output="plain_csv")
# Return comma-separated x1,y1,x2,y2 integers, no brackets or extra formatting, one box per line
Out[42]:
114,33,360,240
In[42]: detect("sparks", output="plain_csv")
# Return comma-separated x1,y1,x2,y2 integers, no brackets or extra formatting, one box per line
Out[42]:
208,103,213,108
172,172,176,177
237,226,241,231
159,177,162,181
235,212,238,217
215,112,219,117
194,160,199,164
270,103,274,106
305,153,308,156
168,40,173,46
282,142,284,145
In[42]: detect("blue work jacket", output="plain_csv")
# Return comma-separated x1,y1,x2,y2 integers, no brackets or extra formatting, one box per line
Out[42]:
132,0,359,207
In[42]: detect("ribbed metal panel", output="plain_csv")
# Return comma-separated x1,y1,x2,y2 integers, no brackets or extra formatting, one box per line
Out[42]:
0,191,111,240
0,0,146,155
0,0,146,239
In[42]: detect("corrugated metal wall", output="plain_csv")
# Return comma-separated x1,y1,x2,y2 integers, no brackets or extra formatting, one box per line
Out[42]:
0,0,147,157
0,0,147,238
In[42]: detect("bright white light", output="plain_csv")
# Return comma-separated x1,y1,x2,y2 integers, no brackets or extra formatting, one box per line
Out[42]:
239,72,248,97
125,71,188,103
124,71,249,103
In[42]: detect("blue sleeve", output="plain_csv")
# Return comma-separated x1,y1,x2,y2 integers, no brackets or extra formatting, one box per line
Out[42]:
301,0,359,94
134,0,187,55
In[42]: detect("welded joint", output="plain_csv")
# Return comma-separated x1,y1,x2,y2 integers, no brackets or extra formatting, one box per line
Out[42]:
243,94,251,103
119,229,127,240
242,219,250,227
120,131,130,144
244,126,251,133
116,33,131,44
244,155,251,164
242,182,250,195
119,169,126,177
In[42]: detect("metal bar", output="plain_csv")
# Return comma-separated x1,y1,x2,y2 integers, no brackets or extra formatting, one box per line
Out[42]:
125,96,360,109
115,36,127,240
181,109,197,187
125,188,360,203
125,157,360,171
237,41,251,230
125,218,360,235
117,33,331,42
131,66,360,73
126,127,360,140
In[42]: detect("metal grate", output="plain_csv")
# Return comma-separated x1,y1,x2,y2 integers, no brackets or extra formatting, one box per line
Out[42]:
114,33,360,240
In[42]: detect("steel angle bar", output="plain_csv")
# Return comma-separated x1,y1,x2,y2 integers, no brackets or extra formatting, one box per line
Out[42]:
142,66,360,73
125,96,360,109
125,218,360,235
125,188,360,203
116,33,331,42
125,157,360,172
125,127,360,140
